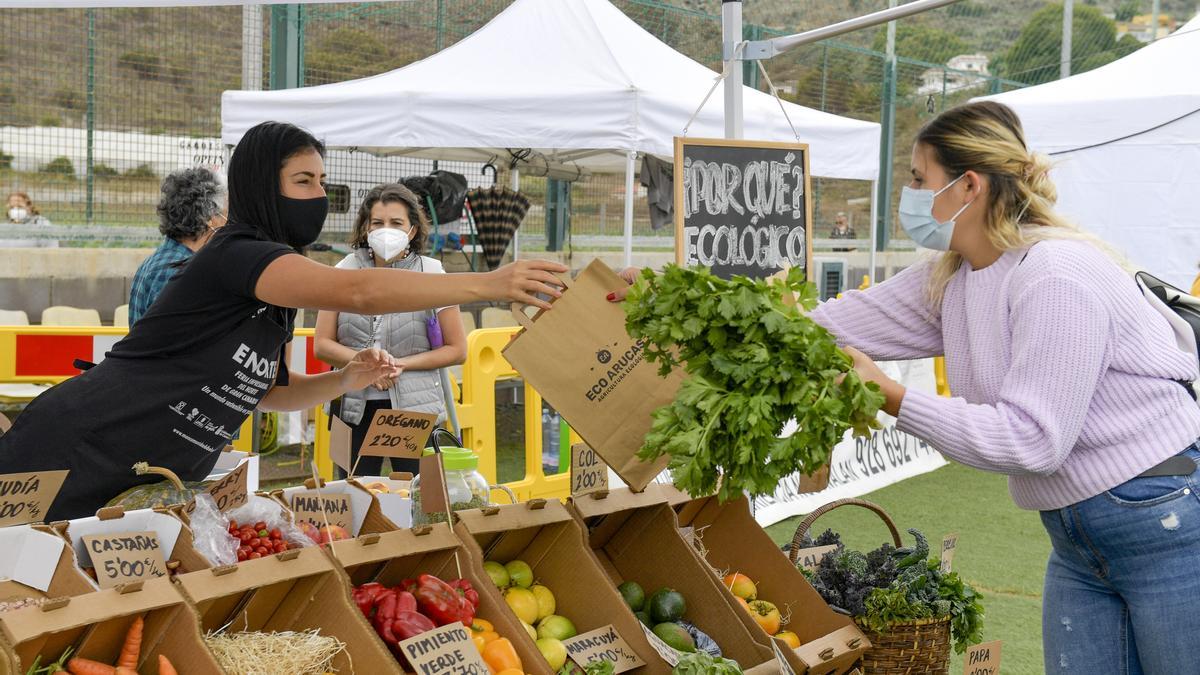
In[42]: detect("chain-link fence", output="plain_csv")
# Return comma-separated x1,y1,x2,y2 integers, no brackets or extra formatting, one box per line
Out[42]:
0,0,1191,249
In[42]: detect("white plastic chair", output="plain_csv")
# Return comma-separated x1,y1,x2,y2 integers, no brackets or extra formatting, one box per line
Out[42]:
481,307,519,329
0,309,29,325
41,306,102,326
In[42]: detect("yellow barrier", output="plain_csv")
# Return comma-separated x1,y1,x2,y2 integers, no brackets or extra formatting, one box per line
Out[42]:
452,328,571,501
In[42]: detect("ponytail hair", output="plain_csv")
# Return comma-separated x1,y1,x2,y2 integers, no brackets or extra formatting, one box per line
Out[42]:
916,101,1124,306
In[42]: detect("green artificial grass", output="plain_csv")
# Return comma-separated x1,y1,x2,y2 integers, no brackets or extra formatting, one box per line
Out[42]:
764,462,1050,674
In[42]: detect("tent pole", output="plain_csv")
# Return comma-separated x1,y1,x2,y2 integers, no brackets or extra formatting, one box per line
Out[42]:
722,0,744,139
623,150,636,269
869,180,879,285
511,167,520,261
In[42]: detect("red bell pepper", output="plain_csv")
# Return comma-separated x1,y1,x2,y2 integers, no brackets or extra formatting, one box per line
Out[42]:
413,573,470,626
392,610,436,641
396,590,418,613
450,578,481,609
372,589,401,647
353,582,388,618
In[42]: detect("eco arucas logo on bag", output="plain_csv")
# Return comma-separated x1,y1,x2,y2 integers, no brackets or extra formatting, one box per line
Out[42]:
585,339,648,403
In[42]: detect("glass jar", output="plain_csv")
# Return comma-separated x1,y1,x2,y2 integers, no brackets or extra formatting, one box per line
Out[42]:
411,437,492,525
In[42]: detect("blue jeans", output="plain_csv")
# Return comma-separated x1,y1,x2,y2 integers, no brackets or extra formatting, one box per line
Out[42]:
1041,445,1200,674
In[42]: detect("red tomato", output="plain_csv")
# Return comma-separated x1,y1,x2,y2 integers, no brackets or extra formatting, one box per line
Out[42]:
254,521,267,531
249,552,261,559
270,529,282,540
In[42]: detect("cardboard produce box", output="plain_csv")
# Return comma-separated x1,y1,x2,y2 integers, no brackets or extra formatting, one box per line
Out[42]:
175,543,396,674
55,505,186,589
272,477,403,537
675,496,868,675
570,488,783,675
327,521,549,675
166,493,316,574
356,472,414,529
455,499,670,675
0,525,95,606
0,576,222,674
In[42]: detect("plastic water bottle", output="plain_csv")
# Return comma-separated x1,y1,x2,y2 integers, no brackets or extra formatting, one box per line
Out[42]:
542,409,561,474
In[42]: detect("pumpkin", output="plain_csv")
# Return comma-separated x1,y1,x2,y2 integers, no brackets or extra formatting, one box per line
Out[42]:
106,462,207,510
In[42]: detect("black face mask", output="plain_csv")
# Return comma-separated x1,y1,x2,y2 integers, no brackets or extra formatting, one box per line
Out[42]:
277,194,329,248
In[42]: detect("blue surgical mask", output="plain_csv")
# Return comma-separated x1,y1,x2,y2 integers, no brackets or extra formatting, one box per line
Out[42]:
898,174,973,251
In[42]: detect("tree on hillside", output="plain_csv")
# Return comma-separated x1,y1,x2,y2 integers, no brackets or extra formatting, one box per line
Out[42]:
1115,1,1140,22
996,3,1143,85
871,24,970,66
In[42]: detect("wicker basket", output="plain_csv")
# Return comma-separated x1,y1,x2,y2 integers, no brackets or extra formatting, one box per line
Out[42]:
790,498,951,675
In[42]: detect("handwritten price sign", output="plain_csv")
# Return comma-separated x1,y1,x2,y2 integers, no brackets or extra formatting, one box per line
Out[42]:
360,409,439,460
0,470,68,527
793,544,839,571
941,533,959,574
964,640,1002,675
290,490,352,530
570,444,608,498
184,461,249,516
81,531,168,589
563,625,645,674
398,623,489,675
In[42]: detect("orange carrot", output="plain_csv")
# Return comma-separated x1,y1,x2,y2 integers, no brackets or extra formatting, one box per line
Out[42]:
117,616,144,669
157,655,178,675
65,657,116,675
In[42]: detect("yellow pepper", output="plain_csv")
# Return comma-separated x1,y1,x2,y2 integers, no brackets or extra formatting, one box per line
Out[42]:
496,670,523,675
479,630,501,644
472,633,488,655
483,638,523,674
471,618,495,634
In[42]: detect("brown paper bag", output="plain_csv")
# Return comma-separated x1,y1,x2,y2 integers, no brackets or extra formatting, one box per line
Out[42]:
502,259,684,491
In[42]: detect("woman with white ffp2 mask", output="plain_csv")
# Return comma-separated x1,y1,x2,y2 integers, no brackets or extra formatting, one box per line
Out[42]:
3,191,58,248
314,183,467,477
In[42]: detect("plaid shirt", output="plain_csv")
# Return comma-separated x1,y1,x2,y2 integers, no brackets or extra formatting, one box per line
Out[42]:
128,237,193,326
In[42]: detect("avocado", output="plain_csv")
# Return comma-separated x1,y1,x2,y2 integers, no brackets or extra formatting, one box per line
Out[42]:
617,581,646,611
635,610,653,627
648,588,687,624
652,622,696,653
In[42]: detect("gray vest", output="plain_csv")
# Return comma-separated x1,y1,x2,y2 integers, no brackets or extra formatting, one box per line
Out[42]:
336,250,446,425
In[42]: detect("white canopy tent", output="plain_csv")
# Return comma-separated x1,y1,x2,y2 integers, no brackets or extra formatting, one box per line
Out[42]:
221,0,880,265
981,15,1200,288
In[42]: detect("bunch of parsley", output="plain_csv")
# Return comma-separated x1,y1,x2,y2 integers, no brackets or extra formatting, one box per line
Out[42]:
622,265,884,501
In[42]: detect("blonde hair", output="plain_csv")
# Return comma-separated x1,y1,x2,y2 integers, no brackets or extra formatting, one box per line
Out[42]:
916,101,1123,307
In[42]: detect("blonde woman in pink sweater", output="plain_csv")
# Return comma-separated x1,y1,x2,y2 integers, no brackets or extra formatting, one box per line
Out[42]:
618,101,1200,673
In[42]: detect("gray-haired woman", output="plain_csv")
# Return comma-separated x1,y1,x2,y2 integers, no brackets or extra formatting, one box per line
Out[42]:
129,167,227,325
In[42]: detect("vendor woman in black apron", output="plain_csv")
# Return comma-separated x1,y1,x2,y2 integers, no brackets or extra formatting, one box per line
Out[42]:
0,121,566,521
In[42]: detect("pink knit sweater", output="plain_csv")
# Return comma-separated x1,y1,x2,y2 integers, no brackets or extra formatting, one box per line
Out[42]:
811,240,1200,510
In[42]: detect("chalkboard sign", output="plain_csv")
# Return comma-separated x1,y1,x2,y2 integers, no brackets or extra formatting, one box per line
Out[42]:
674,137,812,280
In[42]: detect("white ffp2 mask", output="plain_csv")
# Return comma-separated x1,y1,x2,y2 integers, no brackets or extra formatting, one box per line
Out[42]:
368,228,411,263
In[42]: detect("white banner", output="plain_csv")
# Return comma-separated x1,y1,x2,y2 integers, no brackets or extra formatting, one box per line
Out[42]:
750,359,948,526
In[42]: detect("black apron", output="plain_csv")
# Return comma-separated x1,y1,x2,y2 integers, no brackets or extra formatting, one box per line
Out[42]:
0,304,291,522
